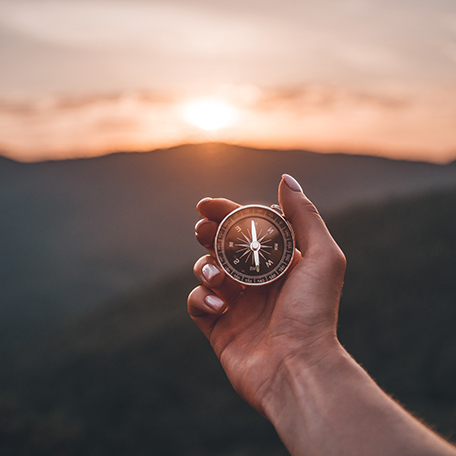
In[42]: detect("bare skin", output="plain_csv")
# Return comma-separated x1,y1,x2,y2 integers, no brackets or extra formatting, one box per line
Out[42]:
188,174,456,456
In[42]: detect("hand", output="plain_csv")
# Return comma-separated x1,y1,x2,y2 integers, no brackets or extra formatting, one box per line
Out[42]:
189,175,456,456
188,174,346,415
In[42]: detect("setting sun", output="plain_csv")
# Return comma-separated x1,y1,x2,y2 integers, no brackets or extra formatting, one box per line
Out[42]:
181,98,237,131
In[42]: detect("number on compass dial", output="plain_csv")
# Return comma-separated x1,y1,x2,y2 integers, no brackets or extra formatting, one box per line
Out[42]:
215,205,295,285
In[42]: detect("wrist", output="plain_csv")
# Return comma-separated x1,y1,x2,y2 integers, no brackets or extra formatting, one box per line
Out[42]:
261,338,349,454
261,335,346,416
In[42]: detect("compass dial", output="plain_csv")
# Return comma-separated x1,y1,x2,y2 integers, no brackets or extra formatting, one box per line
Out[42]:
215,205,295,285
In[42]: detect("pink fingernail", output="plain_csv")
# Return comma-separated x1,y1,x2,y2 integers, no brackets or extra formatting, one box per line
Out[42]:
205,295,225,311
282,174,303,193
202,264,220,281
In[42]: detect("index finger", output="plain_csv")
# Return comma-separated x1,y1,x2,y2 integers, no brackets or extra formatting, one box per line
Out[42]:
197,197,241,223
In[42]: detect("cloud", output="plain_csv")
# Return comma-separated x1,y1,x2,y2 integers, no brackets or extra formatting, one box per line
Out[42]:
0,0,262,54
0,84,455,163
1,0,455,96
0,1,455,162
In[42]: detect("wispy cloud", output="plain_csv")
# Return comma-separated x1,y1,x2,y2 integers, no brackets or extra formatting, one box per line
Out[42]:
1,85,455,163
0,0,455,161
1,0,455,95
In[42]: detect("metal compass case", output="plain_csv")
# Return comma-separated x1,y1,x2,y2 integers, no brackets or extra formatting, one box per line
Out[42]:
215,205,295,285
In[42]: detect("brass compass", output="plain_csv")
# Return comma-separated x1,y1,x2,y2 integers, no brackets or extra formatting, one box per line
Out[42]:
215,205,295,285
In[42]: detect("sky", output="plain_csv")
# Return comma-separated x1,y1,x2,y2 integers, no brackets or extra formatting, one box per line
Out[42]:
0,0,455,162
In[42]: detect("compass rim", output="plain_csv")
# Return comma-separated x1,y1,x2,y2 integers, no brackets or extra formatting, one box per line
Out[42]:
214,204,295,286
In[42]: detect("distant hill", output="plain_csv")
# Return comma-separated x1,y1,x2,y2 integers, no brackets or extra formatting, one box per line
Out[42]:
1,186,455,455
1,143,456,348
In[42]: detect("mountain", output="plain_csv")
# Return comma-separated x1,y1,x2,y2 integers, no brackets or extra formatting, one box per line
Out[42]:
1,143,456,348
1,186,455,455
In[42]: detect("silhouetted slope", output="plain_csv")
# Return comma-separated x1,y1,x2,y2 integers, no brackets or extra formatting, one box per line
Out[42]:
1,273,287,456
1,143,456,348
1,186,455,455
333,188,456,434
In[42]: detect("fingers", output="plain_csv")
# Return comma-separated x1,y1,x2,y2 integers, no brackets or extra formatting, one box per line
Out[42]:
188,285,227,317
188,285,226,339
195,197,240,253
188,254,244,339
278,174,346,274
197,197,240,223
194,218,217,253
279,175,335,253
193,255,243,303
194,196,243,303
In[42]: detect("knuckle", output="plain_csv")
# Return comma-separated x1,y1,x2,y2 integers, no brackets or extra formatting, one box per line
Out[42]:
193,254,212,276
299,197,321,218
187,286,204,316
287,198,323,233
187,286,199,305
327,245,347,273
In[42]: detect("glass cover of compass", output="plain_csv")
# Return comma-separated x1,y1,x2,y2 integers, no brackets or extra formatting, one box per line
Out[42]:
215,205,295,285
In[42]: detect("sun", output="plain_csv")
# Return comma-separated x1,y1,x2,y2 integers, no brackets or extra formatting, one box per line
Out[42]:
181,98,237,131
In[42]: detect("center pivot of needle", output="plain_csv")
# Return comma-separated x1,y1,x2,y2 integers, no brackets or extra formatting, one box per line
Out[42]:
251,240,260,251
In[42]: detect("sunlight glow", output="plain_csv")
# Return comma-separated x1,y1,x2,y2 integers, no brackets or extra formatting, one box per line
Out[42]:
181,99,237,131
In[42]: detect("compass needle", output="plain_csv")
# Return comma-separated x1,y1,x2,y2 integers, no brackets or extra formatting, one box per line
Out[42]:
250,219,261,272
251,220,258,242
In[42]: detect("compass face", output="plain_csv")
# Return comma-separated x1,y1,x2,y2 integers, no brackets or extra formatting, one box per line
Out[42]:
215,205,295,285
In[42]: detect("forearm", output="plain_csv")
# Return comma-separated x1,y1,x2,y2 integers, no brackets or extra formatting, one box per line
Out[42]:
263,342,456,456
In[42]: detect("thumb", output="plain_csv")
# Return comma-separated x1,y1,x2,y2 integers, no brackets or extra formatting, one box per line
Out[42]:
278,174,336,256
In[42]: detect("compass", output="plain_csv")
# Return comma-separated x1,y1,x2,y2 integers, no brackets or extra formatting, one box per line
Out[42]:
214,205,295,286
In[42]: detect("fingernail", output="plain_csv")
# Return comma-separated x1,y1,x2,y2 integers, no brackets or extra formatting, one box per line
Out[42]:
195,219,210,232
197,197,212,208
205,295,225,311
202,263,221,281
282,174,303,193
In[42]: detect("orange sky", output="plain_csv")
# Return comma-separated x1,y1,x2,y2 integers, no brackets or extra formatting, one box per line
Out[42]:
0,0,455,162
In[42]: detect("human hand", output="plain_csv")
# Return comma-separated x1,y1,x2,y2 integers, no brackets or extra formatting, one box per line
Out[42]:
187,174,346,416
